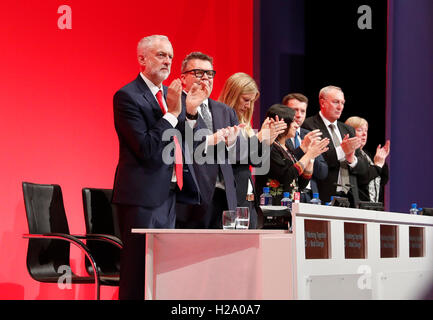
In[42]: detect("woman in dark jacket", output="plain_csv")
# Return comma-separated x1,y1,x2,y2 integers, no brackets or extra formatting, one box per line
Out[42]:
345,116,390,203
255,104,330,205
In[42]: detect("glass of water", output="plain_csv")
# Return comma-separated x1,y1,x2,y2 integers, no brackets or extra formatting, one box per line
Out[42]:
235,207,250,230
222,210,236,230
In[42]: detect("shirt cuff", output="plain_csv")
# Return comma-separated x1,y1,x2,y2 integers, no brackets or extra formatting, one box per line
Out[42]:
164,113,178,128
348,156,358,168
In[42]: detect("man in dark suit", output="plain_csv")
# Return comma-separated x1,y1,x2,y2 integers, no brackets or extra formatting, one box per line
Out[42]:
302,86,367,207
282,93,328,202
175,52,242,229
112,35,203,299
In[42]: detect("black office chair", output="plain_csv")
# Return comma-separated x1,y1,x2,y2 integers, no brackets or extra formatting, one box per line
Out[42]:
22,182,102,299
82,188,122,286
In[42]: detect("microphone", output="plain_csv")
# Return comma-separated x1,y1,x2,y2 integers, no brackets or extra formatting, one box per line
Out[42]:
334,182,383,210
335,182,370,201
334,182,352,194
333,182,356,208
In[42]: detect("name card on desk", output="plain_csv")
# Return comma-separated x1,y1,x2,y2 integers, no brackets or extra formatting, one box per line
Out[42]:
380,224,398,258
344,222,366,259
409,227,424,257
304,219,330,259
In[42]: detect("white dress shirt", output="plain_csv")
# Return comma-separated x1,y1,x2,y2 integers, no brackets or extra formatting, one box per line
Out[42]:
140,73,178,128
319,111,358,192
141,73,178,183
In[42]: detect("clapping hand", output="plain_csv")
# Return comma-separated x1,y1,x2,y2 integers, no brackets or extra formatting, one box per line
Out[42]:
186,81,211,115
209,124,246,146
341,134,362,163
300,129,322,152
306,138,330,159
258,116,287,145
166,79,182,117
374,140,390,167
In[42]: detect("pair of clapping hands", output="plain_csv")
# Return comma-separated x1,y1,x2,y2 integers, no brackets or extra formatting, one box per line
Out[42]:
300,130,331,160
301,129,364,163
165,79,247,147
213,115,290,147
164,79,212,118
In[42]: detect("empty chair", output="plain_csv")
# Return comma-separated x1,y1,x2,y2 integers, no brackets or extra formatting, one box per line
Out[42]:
81,188,122,286
22,182,101,299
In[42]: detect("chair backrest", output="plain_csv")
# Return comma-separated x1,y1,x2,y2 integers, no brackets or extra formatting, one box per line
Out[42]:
22,182,70,278
82,188,120,274
82,188,120,238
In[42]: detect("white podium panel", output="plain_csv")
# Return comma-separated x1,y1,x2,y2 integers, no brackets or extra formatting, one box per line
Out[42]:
131,229,295,300
132,204,433,300
293,203,433,300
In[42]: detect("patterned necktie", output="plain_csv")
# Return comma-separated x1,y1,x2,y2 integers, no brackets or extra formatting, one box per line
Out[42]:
200,102,213,132
156,90,183,190
294,131,300,148
329,124,350,193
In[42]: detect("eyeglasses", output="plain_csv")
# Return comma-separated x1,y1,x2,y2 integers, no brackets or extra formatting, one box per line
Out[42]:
182,69,216,79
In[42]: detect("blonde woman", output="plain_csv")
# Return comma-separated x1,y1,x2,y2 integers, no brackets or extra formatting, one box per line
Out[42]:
345,116,390,203
218,72,286,228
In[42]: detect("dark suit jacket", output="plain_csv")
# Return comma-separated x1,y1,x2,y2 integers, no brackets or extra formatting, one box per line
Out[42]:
357,149,389,203
255,142,310,205
286,127,328,194
112,74,200,209
302,113,368,206
178,96,238,211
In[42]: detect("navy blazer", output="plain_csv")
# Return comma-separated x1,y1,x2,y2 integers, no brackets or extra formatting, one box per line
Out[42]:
285,127,329,194
112,74,200,207
302,113,368,205
180,95,239,211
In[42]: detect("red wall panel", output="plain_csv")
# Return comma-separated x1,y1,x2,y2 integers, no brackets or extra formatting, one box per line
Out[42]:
0,0,253,299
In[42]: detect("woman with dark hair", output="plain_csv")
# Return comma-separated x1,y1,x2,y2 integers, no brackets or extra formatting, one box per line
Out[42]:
255,104,330,204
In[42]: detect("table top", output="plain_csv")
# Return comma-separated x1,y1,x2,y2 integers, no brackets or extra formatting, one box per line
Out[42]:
131,228,290,234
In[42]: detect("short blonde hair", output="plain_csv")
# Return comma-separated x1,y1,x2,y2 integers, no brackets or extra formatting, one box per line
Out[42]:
218,72,259,136
345,116,368,129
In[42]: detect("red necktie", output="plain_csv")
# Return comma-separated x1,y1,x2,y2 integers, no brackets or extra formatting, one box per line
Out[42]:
155,90,183,190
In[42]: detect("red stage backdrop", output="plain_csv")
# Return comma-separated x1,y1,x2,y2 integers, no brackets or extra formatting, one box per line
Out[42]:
0,0,253,299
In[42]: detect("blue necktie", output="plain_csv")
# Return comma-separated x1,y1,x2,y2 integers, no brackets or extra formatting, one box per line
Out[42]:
294,131,300,148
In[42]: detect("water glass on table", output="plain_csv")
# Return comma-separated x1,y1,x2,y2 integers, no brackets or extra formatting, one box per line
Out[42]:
235,207,250,229
222,210,236,229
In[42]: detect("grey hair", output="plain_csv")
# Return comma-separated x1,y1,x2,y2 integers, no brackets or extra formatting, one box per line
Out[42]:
319,85,343,100
137,35,170,57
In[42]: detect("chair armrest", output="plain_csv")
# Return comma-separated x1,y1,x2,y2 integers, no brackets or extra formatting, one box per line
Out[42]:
73,234,123,249
22,233,101,283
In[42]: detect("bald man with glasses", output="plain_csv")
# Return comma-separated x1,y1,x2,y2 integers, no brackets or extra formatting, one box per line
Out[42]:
175,51,242,229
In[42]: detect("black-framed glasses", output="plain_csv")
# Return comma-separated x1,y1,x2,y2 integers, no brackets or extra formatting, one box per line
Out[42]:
182,69,216,79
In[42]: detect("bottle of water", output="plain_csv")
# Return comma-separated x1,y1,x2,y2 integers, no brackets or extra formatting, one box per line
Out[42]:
410,203,419,215
281,192,292,211
325,196,334,206
260,187,273,205
309,193,322,205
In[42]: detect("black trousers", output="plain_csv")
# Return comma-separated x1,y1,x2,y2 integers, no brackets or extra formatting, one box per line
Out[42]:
176,187,228,229
116,190,176,300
